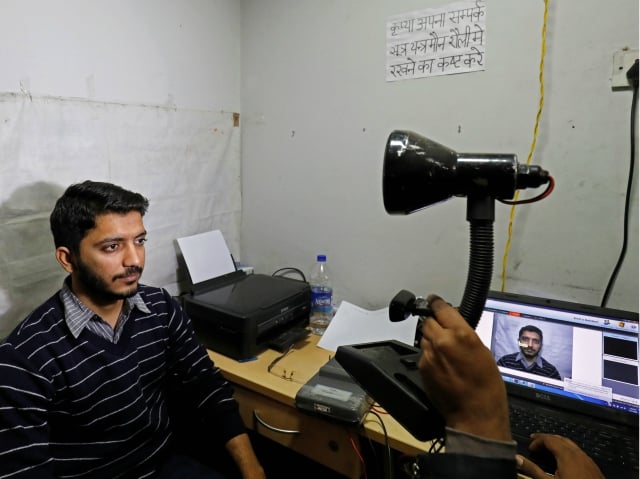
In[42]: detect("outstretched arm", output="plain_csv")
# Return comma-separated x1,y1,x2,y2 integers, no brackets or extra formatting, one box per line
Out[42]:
413,295,517,478
416,295,606,479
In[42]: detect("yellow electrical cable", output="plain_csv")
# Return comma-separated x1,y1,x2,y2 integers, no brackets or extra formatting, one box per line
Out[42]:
501,0,549,292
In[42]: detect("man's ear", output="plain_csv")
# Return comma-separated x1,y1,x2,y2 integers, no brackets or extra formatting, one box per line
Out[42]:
55,247,75,273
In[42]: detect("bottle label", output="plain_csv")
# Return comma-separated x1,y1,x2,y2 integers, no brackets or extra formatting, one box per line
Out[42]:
311,286,333,313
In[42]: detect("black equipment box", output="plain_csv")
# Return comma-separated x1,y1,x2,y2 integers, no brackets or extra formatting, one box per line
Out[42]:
183,271,311,360
335,339,445,441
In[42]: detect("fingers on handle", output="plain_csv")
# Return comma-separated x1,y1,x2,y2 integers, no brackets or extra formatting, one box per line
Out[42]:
426,295,468,329
426,294,445,313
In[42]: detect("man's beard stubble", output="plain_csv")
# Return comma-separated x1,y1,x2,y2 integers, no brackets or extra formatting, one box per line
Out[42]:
74,259,143,302
520,347,539,360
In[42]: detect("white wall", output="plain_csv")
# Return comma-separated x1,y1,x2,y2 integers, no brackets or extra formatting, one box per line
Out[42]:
240,0,639,312
0,0,241,110
0,0,637,340
0,0,243,337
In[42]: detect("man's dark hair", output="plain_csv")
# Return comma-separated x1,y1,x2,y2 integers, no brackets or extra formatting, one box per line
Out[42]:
519,325,543,342
50,180,149,253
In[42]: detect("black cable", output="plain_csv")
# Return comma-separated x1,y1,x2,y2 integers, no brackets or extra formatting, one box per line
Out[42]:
368,410,393,479
266,343,294,373
271,267,306,282
601,60,638,308
498,176,555,205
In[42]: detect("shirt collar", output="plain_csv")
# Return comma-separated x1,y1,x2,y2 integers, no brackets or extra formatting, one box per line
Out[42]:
515,351,544,369
60,277,151,338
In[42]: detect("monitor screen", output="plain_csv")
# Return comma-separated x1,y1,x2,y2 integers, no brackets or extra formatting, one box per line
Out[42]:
475,292,639,417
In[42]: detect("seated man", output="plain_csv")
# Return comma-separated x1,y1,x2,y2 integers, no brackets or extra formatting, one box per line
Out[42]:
414,295,605,479
497,325,561,379
0,181,266,479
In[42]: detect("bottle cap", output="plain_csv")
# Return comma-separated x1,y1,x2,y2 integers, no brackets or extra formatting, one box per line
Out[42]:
317,254,327,262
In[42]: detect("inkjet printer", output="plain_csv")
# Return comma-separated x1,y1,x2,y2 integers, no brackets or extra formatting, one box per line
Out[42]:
183,270,310,360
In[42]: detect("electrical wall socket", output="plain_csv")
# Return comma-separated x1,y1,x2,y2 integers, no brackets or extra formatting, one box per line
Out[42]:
611,48,638,90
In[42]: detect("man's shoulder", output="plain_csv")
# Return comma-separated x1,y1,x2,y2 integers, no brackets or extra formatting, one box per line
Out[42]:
138,284,171,301
498,352,519,362
137,283,166,297
540,356,560,371
136,284,178,311
11,293,64,332
2,292,66,351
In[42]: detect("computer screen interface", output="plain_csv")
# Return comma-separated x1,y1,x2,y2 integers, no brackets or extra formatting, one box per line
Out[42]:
476,295,639,416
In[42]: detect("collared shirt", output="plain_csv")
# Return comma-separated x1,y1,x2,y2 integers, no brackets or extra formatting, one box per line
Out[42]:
2,282,246,477
514,351,544,371
497,351,561,379
60,278,151,343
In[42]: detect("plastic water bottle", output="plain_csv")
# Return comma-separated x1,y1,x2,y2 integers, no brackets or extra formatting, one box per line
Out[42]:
309,254,333,335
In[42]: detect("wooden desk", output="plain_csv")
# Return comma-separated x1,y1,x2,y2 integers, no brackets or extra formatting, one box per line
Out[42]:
208,334,433,478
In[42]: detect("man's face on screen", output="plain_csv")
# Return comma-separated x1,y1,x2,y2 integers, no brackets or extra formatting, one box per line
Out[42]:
518,331,542,360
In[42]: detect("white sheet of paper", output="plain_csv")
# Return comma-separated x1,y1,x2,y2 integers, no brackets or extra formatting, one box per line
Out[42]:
317,301,419,352
176,230,236,285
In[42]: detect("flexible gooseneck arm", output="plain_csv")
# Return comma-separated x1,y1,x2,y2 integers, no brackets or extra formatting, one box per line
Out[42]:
388,195,495,330
458,195,495,329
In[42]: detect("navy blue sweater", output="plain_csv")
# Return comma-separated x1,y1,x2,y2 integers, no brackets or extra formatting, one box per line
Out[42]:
496,352,561,379
0,285,246,478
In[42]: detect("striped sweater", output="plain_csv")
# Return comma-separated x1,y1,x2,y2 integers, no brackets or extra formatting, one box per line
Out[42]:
0,285,246,478
496,352,561,379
